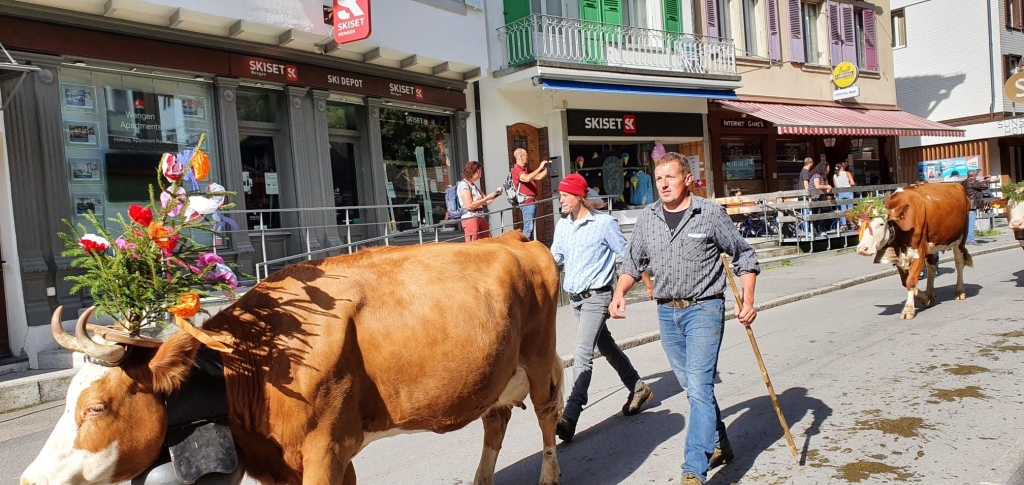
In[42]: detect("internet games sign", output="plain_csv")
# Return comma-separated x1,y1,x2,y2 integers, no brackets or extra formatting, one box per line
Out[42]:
334,0,371,45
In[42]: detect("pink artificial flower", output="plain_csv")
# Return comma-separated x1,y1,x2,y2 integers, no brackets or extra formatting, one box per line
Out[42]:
197,253,224,268
206,263,238,289
79,234,110,253
160,187,187,217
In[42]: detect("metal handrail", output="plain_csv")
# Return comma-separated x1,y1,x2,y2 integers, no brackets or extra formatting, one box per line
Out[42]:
254,197,560,281
497,14,737,75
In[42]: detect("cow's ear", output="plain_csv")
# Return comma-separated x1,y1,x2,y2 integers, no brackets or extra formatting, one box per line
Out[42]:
888,202,915,232
147,332,201,395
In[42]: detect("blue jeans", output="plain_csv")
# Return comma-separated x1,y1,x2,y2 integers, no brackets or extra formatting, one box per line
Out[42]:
564,291,641,424
520,201,538,240
967,209,977,243
837,191,854,226
658,299,728,482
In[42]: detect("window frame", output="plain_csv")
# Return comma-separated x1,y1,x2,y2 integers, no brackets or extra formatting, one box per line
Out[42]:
854,8,865,68
801,1,821,64
742,0,759,55
1008,0,1021,30
716,0,732,39
892,8,906,48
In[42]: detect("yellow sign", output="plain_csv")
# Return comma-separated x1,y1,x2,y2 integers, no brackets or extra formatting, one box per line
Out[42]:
1005,72,1024,101
832,61,859,89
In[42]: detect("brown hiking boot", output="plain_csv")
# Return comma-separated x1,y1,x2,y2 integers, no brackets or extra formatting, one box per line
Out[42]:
622,382,654,416
709,440,734,469
680,473,703,485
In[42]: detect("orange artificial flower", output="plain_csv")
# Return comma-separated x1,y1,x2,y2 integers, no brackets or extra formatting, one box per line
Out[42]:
148,222,179,254
190,149,210,181
168,292,201,318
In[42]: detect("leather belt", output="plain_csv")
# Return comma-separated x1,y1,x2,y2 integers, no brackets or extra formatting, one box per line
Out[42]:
569,285,613,303
657,294,725,309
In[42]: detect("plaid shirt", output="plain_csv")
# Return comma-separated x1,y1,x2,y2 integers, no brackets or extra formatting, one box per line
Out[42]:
621,197,760,301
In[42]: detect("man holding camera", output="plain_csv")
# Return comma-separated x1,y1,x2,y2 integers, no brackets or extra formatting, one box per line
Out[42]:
511,148,550,239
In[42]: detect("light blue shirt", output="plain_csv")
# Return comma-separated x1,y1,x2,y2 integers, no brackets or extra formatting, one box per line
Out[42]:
550,210,628,294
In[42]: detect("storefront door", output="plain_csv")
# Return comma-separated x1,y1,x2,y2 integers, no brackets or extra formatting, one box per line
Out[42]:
329,136,367,241
240,134,282,230
0,235,9,358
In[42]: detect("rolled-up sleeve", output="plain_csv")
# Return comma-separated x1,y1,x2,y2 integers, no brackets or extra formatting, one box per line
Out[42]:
550,221,566,266
712,205,761,276
620,212,650,280
604,218,629,262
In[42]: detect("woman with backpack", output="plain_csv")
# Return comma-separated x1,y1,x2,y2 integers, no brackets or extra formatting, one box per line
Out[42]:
457,161,502,242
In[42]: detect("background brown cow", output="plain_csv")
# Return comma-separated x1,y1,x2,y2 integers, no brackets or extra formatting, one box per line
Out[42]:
856,183,973,319
22,231,564,485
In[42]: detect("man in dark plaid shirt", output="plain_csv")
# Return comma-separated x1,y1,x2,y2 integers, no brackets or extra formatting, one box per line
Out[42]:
609,152,760,485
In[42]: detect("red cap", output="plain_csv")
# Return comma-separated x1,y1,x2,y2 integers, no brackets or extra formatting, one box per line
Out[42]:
558,174,588,197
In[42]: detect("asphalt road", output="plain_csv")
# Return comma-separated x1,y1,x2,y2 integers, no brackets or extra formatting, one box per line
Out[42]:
4,249,1024,484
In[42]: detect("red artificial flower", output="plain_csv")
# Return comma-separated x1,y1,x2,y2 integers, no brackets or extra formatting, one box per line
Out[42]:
128,204,153,227
79,234,110,253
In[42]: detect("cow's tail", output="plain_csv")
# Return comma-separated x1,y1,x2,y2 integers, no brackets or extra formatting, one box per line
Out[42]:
963,246,974,268
536,354,565,424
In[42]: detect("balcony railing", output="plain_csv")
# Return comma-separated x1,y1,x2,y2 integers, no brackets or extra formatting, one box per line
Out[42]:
497,14,737,76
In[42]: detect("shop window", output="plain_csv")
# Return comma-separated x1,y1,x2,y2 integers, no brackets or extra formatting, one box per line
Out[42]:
721,136,765,194
776,139,812,190
58,67,219,245
236,91,278,123
379,108,454,227
847,138,881,185
327,103,358,131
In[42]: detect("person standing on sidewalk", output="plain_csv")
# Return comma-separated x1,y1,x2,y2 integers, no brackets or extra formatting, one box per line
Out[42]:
512,148,550,239
961,169,996,246
458,161,501,242
834,160,855,230
549,173,654,443
609,152,760,485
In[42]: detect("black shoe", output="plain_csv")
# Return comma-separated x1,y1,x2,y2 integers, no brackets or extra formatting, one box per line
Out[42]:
556,419,576,442
709,440,734,469
622,382,654,416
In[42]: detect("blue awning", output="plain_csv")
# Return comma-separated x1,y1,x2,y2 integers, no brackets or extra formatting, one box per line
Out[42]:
539,78,737,99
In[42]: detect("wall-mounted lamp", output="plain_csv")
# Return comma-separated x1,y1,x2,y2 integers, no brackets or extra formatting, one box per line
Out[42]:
823,137,836,147
850,138,864,148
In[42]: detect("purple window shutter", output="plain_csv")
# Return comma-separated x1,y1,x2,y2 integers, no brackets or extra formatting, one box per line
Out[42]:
705,0,719,38
828,1,843,66
788,0,805,63
767,0,782,61
863,9,878,70
841,3,856,63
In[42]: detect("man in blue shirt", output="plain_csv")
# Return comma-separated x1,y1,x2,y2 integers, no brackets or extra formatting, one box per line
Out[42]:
550,174,653,442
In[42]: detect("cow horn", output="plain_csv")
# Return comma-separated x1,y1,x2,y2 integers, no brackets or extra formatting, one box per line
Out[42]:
74,306,126,364
51,306,85,353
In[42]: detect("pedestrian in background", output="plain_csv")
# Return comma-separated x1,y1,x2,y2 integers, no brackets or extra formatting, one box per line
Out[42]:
834,161,855,230
609,152,760,485
457,161,501,242
550,173,654,443
511,148,549,239
961,169,996,246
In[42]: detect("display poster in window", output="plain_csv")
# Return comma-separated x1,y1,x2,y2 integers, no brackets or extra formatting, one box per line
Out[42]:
104,88,184,152
62,84,96,112
918,155,979,183
686,156,701,179
264,172,280,195
69,158,102,182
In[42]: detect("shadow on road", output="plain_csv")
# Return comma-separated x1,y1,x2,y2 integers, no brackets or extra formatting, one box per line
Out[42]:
708,387,833,484
875,283,983,317
494,371,685,484
1012,269,1024,287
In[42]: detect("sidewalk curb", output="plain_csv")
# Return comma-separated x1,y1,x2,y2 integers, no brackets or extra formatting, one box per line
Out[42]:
0,369,78,414
560,241,1021,368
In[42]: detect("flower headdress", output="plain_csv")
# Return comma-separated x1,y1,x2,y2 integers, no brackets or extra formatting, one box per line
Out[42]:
59,133,244,338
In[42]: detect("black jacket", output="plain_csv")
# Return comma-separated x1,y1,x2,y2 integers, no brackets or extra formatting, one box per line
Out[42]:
961,178,988,210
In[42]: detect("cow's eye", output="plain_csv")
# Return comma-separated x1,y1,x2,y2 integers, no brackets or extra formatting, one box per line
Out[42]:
86,403,106,416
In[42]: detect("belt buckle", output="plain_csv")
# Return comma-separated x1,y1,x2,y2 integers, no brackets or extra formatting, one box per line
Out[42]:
668,299,692,309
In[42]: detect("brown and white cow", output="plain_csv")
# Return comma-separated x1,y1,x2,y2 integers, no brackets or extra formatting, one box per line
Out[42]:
855,183,973,320
21,231,564,485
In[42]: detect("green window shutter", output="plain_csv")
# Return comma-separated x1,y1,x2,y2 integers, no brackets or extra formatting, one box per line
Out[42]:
580,0,603,21
664,0,682,32
503,0,531,24
602,0,623,25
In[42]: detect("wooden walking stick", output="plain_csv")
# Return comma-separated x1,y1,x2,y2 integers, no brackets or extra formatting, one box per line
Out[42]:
721,253,799,458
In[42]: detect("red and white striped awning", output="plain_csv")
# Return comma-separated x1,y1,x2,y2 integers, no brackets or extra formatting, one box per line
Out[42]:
718,100,965,138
